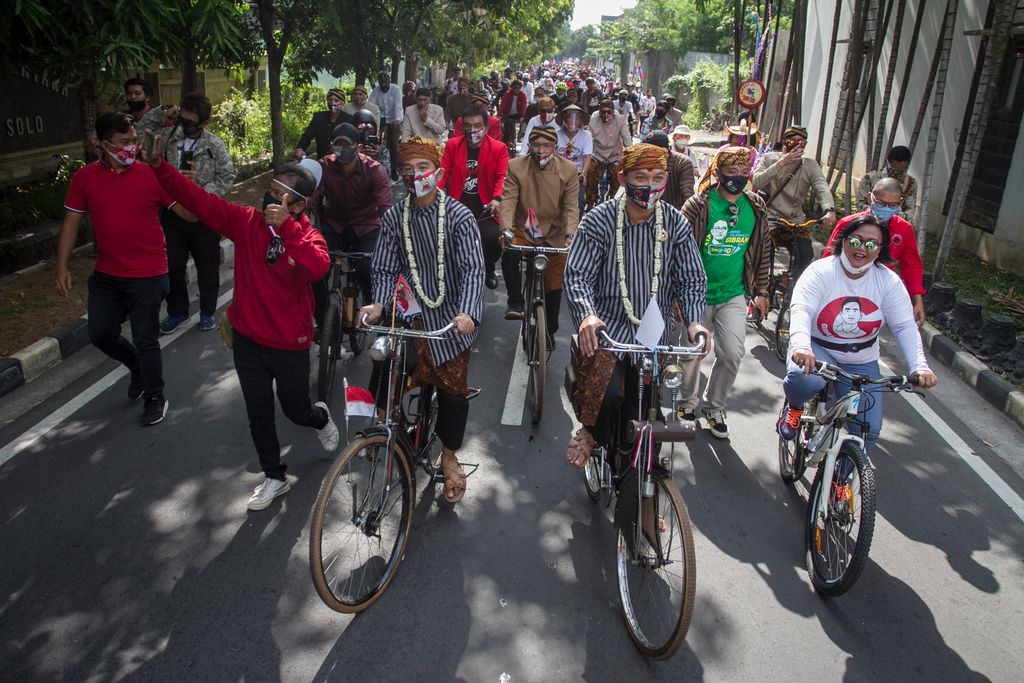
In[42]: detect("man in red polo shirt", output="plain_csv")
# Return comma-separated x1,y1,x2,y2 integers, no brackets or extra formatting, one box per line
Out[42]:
441,105,510,289
56,112,192,426
824,176,926,326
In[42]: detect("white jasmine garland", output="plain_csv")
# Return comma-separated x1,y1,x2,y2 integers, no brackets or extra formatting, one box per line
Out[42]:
616,198,664,325
402,191,447,309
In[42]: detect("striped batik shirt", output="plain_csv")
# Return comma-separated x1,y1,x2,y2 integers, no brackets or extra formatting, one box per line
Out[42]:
565,199,707,345
371,193,485,366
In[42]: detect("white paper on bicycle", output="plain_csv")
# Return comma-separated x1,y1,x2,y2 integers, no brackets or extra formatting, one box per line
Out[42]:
525,208,544,240
634,297,665,350
395,274,422,319
344,379,377,418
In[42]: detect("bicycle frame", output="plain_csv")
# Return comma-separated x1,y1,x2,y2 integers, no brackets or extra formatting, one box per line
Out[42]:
327,251,370,330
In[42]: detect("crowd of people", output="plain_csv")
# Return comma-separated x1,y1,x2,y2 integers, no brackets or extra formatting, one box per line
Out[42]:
52,61,937,511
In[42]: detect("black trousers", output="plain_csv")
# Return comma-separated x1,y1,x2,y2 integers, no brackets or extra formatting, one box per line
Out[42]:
501,254,563,335
232,330,328,480
382,120,400,179
162,210,221,317
367,353,469,451
786,235,815,280
87,272,168,399
478,216,501,274
313,227,378,325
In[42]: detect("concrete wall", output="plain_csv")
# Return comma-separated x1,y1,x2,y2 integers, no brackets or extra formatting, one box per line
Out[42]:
801,1,1024,274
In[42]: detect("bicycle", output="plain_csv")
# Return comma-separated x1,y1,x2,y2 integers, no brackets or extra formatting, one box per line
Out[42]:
751,217,819,362
777,361,920,596
317,251,370,403
502,115,520,158
502,229,569,424
309,318,459,612
567,328,706,659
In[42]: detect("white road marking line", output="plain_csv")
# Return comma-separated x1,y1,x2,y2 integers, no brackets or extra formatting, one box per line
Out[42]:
500,340,530,426
0,290,235,468
880,360,1024,524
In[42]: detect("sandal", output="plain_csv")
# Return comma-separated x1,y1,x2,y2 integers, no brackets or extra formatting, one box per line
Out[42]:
566,428,595,468
439,455,467,503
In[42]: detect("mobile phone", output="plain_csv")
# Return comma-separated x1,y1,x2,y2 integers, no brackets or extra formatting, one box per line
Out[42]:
142,131,159,157
179,149,194,170
365,134,379,146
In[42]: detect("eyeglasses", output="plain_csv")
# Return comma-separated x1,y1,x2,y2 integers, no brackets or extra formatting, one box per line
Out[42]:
846,236,881,252
869,196,902,209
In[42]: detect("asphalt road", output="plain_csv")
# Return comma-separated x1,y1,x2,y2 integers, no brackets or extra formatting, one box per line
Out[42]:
2,271,1023,682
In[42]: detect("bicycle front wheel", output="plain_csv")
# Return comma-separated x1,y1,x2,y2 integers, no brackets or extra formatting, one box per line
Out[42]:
615,473,696,659
805,441,876,597
309,434,414,612
774,301,791,363
527,300,547,424
317,302,343,403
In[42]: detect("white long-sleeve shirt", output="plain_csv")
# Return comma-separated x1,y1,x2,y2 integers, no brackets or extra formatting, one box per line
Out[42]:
369,83,404,123
789,256,929,374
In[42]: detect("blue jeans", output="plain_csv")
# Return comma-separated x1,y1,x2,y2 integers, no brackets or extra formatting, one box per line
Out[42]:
87,271,169,399
782,343,884,452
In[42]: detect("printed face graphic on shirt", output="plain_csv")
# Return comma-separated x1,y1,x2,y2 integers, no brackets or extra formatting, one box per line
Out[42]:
704,219,747,256
817,296,882,340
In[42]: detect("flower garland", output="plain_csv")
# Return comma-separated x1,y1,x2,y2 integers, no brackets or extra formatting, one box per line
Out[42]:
615,198,664,325
402,191,447,309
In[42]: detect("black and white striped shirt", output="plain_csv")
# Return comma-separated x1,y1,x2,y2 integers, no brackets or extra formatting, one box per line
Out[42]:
372,194,485,366
565,199,707,345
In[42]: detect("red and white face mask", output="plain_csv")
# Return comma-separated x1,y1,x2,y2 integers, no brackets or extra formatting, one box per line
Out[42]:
106,142,138,166
403,168,440,197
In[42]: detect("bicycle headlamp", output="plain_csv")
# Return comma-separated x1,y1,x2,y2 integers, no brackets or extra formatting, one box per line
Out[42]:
533,254,549,272
368,336,393,362
662,364,684,389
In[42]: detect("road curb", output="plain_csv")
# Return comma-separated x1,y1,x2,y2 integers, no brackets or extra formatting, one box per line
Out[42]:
0,238,234,401
922,321,1024,430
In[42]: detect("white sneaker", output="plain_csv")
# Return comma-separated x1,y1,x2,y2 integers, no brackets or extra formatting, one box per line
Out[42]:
315,401,339,452
247,477,291,511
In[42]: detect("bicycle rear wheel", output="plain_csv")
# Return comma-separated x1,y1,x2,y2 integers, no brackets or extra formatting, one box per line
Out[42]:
805,442,876,597
527,301,547,424
317,302,343,403
774,301,791,363
615,472,696,659
310,434,414,612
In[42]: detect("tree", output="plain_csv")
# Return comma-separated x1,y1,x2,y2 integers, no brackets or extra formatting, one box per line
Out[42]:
174,1,262,94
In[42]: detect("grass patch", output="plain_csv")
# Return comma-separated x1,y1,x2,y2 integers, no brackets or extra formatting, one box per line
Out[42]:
923,241,1024,332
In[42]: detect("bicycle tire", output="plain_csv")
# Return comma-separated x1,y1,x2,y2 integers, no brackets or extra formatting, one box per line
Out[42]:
615,472,696,659
309,434,414,612
527,300,547,424
317,302,343,403
805,441,876,597
774,301,791,363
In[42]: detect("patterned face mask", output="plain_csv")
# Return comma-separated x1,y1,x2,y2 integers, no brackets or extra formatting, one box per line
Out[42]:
625,182,666,210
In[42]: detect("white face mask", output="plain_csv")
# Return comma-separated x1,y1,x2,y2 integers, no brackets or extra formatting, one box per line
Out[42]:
539,112,554,124
674,139,689,152
840,250,874,275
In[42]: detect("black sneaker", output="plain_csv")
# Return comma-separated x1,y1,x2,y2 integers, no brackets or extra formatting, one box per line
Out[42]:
128,373,143,401
677,409,696,422
140,396,169,426
485,273,498,289
504,305,525,320
702,407,729,439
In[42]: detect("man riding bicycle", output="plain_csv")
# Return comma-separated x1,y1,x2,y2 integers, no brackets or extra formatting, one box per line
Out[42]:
358,136,485,504
564,143,710,468
585,99,632,210
498,80,528,154
498,126,579,336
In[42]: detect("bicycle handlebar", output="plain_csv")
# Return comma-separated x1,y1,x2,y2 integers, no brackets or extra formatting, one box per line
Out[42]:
500,229,570,254
767,217,820,230
358,314,456,339
328,250,372,259
599,329,708,357
814,361,920,387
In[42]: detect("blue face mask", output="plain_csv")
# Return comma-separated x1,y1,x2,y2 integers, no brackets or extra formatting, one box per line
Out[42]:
870,203,899,223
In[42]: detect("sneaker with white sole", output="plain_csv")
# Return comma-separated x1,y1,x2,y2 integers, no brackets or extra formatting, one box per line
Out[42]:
140,396,168,426
247,477,291,511
702,407,729,439
315,401,339,451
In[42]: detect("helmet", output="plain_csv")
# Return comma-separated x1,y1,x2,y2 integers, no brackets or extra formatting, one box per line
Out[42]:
556,82,568,91
351,109,377,133
490,71,499,79
501,78,511,87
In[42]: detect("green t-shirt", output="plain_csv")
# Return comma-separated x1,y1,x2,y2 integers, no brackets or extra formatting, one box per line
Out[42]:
700,191,755,305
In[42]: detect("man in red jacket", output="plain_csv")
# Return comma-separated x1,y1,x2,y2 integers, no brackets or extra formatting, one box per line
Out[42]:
142,141,338,513
498,80,528,152
824,177,926,326
441,106,510,289
453,93,502,141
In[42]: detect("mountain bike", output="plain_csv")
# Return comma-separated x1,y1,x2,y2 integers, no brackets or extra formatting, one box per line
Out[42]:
567,329,706,659
777,361,920,596
502,229,569,424
310,318,460,612
317,251,370,403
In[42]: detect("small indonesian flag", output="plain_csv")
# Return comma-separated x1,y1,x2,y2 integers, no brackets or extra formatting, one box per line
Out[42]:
344,379,377,418
395,273,422,319
525,208,543,240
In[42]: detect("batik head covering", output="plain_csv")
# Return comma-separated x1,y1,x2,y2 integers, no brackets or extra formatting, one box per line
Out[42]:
621,143,668,172
399,135,443,168
697,145,753,194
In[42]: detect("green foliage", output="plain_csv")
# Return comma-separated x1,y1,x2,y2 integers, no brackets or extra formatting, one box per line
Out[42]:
0,156,84,237
680,59,730,126
209,84,326,162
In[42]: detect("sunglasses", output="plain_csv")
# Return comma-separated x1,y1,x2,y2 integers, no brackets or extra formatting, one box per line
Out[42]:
846,236,881,252
727,202,739,229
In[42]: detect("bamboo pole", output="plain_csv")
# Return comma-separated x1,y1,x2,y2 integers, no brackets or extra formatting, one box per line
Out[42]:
886,0,929,154
871,0,908,168
815,0,844,161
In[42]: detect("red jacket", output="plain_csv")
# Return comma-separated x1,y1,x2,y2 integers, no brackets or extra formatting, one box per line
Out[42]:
154,160,330,350
498,90,528,118
824,210,926,297
453,115,502,141
441,133,509,205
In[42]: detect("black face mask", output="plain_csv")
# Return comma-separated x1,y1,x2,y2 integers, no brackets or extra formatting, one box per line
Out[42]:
262,193,300,213
181,120,202,137
655,108,666,118
719,174,747,195
335,147,357,165
126,100,147,112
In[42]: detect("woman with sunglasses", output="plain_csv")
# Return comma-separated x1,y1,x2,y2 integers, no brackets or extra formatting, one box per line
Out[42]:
777,214,938,451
